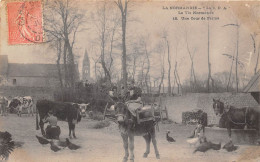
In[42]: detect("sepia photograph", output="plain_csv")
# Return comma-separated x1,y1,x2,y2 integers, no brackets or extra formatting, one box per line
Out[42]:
0,0,260,161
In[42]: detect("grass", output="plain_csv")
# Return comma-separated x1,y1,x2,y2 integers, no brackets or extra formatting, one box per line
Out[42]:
89,111,104,121
161,118,176,124
92,120,110,129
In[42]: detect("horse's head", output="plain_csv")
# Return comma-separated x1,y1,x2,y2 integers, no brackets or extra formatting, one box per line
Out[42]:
213,99,224,116
114,102,128,124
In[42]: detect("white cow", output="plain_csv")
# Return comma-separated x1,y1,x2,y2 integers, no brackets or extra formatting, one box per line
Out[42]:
78,103,90,117
21,96,34,116
9,96,34,117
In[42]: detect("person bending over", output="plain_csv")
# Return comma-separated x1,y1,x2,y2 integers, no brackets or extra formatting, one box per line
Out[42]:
43,110,61,140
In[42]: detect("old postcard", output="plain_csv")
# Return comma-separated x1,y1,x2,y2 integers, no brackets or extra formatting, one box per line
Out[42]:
0,0,260,161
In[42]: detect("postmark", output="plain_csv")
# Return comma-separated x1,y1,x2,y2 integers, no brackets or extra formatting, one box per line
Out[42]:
7,1,43,45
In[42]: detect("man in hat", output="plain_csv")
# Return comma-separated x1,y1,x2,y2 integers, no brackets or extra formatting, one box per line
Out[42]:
43,110,61,140
127,81,142,102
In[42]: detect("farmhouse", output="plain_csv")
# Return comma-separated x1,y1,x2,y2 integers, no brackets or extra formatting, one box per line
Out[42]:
0,55,79,88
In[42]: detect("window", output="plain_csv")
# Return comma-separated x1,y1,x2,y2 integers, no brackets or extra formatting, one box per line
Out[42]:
13,79,16,85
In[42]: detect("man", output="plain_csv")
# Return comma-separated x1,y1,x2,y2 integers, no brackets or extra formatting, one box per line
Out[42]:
127,81,142,102
124,81,144,120
109,86,119,101
43,110,61,140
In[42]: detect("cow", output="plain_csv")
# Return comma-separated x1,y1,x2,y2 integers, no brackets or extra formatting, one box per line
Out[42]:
9,96,34,116
78,103,90,117
36,100,82,139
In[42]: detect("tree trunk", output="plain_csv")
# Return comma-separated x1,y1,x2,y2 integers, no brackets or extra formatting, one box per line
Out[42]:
144,45,150,94
166,40,171,95
66,38,76,88
207,22,210,92
132,57,136,82
158,68,164,95
63,41,68,87
227,51,235,91
235,25,239,92
100,17,111,83
56,39,63,88
94,61,97,81
140,59,145,88
121,10,127,93
255,46,260,74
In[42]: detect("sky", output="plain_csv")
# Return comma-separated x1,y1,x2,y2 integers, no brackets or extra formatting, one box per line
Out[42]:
1,0,260,84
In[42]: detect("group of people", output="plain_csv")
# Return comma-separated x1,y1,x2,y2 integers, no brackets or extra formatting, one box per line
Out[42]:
109,81,142,102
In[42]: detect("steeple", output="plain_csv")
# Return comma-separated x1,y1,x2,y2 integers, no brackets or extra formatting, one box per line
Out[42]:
82,49,90,81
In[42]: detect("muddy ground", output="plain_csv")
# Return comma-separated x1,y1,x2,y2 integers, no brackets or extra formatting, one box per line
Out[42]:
1,114,260,162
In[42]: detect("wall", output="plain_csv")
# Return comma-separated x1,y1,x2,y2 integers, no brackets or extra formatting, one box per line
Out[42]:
7,77,60,87
161,93,259,125
0,86,54,101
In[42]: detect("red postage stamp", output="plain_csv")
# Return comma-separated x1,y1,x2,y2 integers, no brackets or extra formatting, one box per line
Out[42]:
7,1,43,45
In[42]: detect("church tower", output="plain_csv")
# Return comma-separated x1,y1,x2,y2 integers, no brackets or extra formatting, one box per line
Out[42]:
82,49,90,81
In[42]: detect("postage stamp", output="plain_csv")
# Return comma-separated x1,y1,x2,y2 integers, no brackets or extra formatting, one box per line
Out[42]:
7,1,43,45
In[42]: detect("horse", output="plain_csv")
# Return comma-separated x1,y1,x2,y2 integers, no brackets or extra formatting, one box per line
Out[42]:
212,98,260,142
114,101,160,162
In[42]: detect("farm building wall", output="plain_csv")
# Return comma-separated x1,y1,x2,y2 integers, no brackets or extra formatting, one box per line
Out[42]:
0,86,54,101
7,77,60,87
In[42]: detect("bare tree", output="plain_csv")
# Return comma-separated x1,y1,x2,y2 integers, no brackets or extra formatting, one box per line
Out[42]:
173,40,182,94
158,59,165,95
223,23,240,92
184,27,197,91
207,21,214,92
91,55,100,82
56,39,63,88
223,52,245,91
44,0,86,88
91,2,120,83
227,52,235,92
162,31,172,96
155,41,166,95
140,36,151,94
115,0,129,93
129,42,141,82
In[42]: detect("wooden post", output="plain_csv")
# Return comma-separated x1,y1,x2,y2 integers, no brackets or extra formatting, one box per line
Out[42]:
103,102,109,120
165,106,169,120
159,96,163,120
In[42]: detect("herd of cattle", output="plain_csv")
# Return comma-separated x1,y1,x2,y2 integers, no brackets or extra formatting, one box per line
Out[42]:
0,96,90,117
0,96,91,138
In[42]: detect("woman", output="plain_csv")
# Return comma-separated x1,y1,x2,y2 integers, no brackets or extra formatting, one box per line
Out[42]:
43,110,61,140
